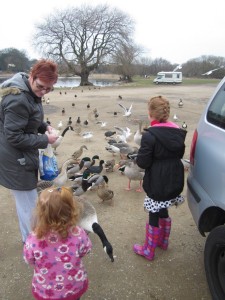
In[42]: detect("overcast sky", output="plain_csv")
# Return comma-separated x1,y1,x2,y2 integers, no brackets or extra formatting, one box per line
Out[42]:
1,0,224,64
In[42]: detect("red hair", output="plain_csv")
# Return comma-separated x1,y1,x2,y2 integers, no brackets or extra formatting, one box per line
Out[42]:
33,186,81,240
30,59,58,84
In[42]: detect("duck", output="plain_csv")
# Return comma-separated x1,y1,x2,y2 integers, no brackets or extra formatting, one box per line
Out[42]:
67,117,72,126
118,103,133,117
77,196,114,262
81,155,100,168
178,99,183,108
82,131,93,142
104,159,116,172
71,145,88,161
117,159,144,192
86,159,105,174
67,160,85,176
104,131,116,139
72,170,93,196
87,174,109,191
182,121,187,130
51,126,74,154
97,182,114,205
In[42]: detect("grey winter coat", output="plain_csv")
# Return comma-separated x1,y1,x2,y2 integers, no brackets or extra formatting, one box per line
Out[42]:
136,125,187,201
0,73,49,190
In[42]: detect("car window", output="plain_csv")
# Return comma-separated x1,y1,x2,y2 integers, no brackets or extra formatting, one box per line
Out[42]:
207,83,225,129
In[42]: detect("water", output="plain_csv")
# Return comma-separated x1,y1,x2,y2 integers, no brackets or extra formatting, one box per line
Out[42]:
55,76,117,88
0,76,117,87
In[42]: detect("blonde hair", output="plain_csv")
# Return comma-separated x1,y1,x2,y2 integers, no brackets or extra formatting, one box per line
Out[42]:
33,187,81,240
148,95,170,122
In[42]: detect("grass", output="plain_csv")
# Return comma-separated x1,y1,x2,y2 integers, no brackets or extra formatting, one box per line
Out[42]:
126,75,221,87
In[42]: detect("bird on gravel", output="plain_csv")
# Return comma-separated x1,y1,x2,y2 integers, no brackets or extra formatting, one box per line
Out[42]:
77,196,114,262
71,145,88,161
104,131,116,139
97,182,114,205
118,103,133,117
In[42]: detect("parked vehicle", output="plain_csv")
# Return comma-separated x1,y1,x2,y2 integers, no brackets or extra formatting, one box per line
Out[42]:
153,71,182,84
187,77,225,300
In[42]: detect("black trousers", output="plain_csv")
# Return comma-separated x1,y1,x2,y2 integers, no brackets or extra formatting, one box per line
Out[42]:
149,208,169,227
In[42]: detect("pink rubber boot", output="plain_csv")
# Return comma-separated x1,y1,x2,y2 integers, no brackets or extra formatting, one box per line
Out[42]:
132,223,149,253
133,225,160,261
158,217,171,250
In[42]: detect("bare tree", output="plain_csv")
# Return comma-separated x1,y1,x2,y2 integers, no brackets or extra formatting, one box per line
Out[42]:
112,41,142,82
32,4,135,86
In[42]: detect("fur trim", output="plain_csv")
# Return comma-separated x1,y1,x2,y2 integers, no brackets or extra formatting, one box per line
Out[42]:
0,87,21,97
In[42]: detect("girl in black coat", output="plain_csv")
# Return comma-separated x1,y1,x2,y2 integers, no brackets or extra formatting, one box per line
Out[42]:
133,96,186,261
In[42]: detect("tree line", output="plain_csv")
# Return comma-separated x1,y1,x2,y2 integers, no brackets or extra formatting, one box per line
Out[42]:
0,4,225,85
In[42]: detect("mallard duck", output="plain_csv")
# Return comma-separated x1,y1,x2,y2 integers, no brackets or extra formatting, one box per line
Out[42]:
86,159,104,174
97,182,114,205
87,174,109,191
72,170,93,196
77,196,114,262
52,126,74,154
71,145,88,161
81,155,100,168
117,159,144,192
67,160,85,176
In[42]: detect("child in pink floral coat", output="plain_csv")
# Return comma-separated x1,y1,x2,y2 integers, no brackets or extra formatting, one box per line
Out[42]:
23,186,92,300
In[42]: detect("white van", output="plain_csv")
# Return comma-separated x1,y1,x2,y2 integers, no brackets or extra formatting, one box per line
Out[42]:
153,71,182,84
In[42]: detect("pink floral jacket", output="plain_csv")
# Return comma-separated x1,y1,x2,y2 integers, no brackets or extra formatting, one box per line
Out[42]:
23,226,92,300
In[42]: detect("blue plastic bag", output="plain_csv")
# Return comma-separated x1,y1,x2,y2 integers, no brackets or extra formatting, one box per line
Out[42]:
39,144,59,181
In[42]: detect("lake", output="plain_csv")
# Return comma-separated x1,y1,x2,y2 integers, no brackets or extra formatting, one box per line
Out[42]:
55,76,117,88
0,75,118,87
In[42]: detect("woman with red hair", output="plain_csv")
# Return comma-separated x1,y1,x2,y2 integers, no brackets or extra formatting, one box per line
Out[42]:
0,59,59,243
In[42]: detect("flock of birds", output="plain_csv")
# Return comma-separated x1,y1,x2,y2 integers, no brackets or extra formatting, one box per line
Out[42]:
39,91,190,262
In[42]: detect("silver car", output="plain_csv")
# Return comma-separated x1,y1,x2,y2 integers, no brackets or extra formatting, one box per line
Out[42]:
187,77,225,300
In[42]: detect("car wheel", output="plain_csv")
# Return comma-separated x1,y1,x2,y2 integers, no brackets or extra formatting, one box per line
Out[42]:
204,225,225,299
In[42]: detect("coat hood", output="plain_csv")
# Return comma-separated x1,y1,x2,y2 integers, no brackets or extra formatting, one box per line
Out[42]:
0,72,29,92
147,126,186,152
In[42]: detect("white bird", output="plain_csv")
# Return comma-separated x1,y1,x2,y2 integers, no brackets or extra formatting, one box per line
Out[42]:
118,103,133,117
114,126,132,142
178,99,183,108
82,131,93,141
57,120,63,130
202,67,223,76
173,114,179,122
96,121,107,128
